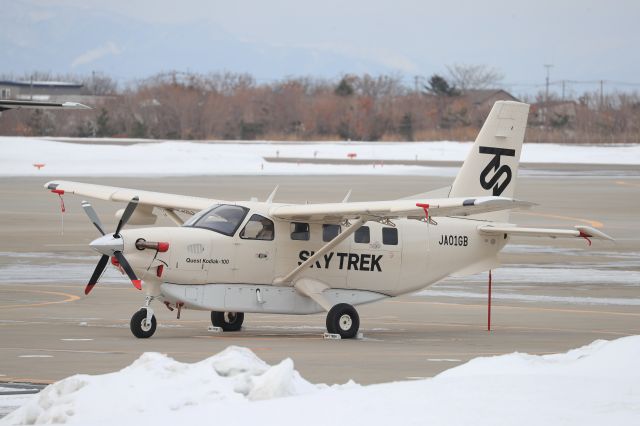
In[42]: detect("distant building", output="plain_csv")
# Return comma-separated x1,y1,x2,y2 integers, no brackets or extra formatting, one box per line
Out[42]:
0,80,84,101
461,89,519,109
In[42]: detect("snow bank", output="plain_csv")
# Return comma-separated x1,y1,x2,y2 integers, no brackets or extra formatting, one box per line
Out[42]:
4,337,640,425
2,346,325,425
1,137,639,176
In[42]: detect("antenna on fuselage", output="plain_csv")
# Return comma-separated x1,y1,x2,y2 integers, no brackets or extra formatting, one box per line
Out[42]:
266,185,279,203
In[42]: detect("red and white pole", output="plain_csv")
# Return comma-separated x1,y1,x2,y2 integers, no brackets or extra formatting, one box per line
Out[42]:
487,269,492,332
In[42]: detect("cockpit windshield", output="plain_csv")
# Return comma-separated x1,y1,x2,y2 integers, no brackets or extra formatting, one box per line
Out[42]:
183,205,249,236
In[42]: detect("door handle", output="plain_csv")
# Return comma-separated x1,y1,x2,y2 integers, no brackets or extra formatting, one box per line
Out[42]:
257,253,268,259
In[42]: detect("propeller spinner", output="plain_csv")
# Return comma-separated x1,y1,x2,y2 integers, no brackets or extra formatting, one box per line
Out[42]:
82,197,142,295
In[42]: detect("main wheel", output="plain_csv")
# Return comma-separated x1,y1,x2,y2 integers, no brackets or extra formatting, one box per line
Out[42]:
130,309,157,338
211,311,244,332
326,303,360,339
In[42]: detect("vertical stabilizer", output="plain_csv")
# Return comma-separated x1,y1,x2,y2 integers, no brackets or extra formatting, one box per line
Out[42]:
449,101,530,222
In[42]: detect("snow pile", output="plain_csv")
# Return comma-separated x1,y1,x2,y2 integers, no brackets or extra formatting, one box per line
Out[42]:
1,136,640,176
2,347,325,425
4,337,640,425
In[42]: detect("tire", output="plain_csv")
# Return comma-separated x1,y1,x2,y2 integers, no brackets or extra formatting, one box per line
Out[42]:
130,309,157,338
211,311,244,332
326,303,360,339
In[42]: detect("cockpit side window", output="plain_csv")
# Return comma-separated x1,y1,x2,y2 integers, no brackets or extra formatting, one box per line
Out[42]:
186,205,249,236
240,214,275,240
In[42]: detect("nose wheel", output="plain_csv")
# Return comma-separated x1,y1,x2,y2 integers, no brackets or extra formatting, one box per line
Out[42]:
130,308,157,338
326,303,360,339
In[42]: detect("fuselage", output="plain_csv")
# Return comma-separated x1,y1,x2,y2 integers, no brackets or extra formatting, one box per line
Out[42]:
119,201,507,305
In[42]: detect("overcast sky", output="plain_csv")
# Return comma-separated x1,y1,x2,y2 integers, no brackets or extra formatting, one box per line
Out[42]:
4,0,640,95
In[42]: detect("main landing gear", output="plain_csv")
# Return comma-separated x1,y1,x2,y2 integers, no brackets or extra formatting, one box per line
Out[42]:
211,311,244,331
326,303,360,339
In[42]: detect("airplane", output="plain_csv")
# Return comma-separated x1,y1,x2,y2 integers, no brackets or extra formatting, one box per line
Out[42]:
43,101,614,339
0,99,91,113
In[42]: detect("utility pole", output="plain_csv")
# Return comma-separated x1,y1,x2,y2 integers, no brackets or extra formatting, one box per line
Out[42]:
599,80,604,108
561,80,565,101
543,64,553,127
544,64,553,103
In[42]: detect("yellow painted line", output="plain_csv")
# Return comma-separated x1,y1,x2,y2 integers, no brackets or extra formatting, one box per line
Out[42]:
0,289,80,309
514,211,604,228
0,284,131,291
616,180,640,188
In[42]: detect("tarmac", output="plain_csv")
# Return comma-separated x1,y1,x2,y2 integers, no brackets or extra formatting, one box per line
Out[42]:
0,171,639,387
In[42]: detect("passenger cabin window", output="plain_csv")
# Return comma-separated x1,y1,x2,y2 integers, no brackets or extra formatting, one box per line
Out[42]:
322,224,341,242
354,226,370,243
185,204,248,236
382,227,398,245
240,214,274,240
290,222,310,240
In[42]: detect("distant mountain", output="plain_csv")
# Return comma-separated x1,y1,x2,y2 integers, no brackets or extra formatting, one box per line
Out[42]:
1,1,405,82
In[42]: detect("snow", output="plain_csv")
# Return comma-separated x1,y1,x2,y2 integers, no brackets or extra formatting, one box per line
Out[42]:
3,338,640,425
1,137,640,176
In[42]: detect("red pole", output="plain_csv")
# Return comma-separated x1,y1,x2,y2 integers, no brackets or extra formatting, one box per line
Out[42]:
488,269,492,332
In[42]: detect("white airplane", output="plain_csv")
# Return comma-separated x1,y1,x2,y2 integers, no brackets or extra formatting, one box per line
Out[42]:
0,99,91,113
44,101,613,339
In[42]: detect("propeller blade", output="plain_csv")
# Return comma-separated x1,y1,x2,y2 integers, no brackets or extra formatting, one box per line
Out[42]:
114,196,139,237
81,201,105,235
114,251,142,290
85,254,109,295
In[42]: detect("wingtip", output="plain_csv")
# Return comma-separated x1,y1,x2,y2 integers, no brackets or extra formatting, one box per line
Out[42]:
132,280,142,290
84,283,95,295
575,226,615,242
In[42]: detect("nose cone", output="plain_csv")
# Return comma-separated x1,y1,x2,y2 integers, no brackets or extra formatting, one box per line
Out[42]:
89,234,124,256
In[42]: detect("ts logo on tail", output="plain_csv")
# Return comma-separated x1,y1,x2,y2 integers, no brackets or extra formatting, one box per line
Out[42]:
479,146,516,196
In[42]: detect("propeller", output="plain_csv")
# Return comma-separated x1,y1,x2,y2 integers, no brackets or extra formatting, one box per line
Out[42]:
81,197,142,295
82,201,105,235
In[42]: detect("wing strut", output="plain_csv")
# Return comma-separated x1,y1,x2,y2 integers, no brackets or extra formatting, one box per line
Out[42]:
162,208,184,226
274,216,368,285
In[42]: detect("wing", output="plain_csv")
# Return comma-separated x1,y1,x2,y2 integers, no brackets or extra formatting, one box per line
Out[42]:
478,224,614,241
45,180,219,214
0,100,91,112
270,196,534,222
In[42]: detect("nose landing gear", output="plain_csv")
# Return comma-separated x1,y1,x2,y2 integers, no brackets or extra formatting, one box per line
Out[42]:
130,308,156,338
130,296,157,338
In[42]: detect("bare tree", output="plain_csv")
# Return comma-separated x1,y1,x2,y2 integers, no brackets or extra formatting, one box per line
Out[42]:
446,64,504,91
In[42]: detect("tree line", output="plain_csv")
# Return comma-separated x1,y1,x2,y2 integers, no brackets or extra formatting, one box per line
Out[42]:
1,68,639,143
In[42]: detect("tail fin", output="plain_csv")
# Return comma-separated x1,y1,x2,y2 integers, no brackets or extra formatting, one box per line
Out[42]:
449,101,530,222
